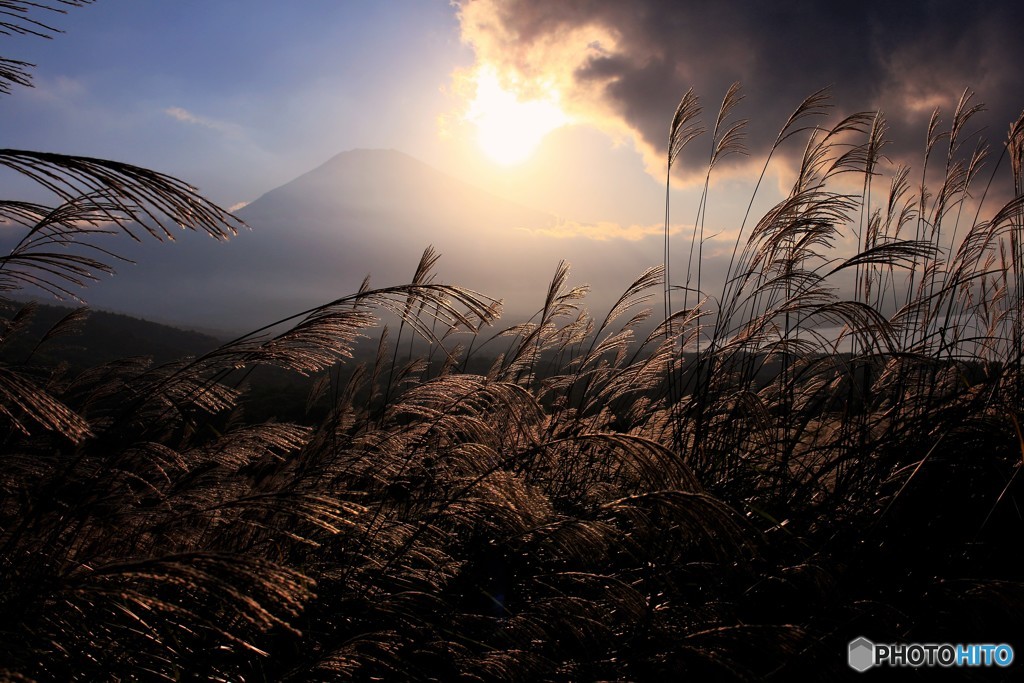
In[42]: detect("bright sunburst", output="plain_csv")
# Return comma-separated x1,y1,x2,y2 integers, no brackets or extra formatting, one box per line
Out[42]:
465,67,569,165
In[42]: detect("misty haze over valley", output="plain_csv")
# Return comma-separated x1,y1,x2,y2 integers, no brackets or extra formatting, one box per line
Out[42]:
74,148,661,333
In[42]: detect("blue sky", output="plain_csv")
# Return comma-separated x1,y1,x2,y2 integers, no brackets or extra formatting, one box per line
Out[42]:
3,1,478,208
11,1,1020,230
3,1,1024,329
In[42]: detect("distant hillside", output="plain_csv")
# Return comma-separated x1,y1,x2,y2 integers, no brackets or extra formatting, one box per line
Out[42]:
0,300,221,369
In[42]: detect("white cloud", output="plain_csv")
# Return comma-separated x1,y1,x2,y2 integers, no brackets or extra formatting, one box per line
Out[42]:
164,106,241,137
523,219,684,241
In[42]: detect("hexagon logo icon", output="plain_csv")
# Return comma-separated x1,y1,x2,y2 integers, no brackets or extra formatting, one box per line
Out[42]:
848,637,875,672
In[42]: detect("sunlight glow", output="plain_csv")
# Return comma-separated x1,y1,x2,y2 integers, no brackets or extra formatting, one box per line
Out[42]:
465,67,570,165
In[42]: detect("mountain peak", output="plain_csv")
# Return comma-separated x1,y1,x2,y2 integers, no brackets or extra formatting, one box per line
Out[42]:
78,148,652,331
247,148,463,208
317,147,417,168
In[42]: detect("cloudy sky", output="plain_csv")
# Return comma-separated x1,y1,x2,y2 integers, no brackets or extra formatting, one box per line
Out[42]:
2,0,1023,323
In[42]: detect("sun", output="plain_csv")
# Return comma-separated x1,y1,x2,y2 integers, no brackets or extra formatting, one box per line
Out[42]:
465,67,570,165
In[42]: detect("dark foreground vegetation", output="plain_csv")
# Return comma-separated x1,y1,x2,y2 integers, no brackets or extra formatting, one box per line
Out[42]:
2,5,1024,681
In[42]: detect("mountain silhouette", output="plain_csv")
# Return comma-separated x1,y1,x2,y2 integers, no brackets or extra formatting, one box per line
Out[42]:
57,149,659,332
0,300,221,368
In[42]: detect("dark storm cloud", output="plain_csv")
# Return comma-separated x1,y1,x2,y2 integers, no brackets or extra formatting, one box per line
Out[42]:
458,0,1024,180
